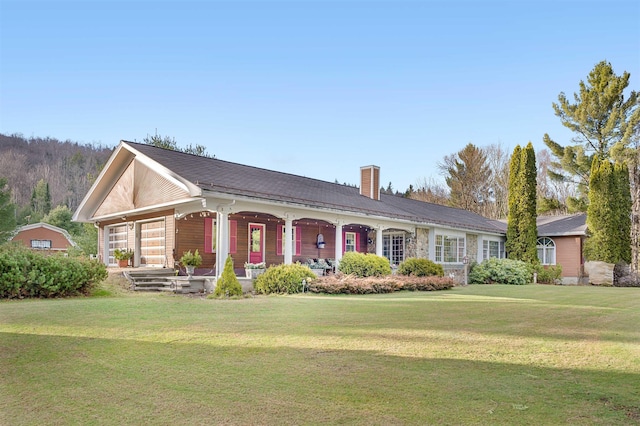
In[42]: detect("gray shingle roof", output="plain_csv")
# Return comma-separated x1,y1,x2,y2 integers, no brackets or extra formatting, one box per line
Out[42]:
537,213,586,236
126,141,505,234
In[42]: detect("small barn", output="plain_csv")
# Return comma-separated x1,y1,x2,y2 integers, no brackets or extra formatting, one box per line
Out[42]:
11,222,77,252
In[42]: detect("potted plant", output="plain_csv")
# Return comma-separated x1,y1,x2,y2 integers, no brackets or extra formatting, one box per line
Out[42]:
114,248,134,267
180,249,202,277
244,261,266,279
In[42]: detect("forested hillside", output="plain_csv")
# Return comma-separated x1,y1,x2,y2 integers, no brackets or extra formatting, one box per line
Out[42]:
0,133,113,216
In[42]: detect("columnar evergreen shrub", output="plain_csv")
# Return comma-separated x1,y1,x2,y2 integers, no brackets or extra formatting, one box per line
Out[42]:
337,252,392,277
468,258,533,285
584,157,632,264
397,258,444,277
214,256,242,297
254,263,316,294
506,143,538,263
0,244,107,298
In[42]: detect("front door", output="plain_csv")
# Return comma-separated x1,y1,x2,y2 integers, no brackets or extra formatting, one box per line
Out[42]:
249,223,265,264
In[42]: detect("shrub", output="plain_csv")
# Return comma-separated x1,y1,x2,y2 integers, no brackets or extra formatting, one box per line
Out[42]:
254,263,316,294
306,274,454,294
338,252,392,277
534,264,563,284
468,257,533,285
397,258,444,277
0,244,107,298
214,256,242,297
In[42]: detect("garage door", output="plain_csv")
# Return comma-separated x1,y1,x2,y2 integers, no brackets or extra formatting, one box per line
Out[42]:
139,220,165,267
107,225,128,266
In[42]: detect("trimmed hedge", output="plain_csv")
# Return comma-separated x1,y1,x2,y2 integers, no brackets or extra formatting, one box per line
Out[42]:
338,252,392,277
468,257,533,285
0,244,108,298
307,274,455,294
397,258,444,277
254,263,316,294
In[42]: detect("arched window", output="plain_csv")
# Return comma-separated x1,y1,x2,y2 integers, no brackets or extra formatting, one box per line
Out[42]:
537,237,556,265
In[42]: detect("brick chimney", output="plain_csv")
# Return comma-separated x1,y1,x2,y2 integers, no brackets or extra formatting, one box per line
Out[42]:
360,165,380,201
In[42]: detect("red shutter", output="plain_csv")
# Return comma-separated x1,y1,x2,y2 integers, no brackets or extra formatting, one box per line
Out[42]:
229,220,237,254
355,232,361,252
276,225,283,255
204,218,213,254
295,227,302,256
342,231,346,254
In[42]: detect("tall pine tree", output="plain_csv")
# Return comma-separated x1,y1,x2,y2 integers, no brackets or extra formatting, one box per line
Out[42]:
507,143,538,263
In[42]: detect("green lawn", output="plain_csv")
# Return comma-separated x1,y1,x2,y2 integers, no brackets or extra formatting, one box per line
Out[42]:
1,284,639,425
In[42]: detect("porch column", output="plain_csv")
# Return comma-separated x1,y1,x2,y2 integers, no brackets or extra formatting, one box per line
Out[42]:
284,217,293,265
216,211,229,279
334,220,344,263
376,226,384,257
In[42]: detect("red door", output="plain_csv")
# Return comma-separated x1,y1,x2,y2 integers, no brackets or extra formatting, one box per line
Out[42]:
249,223,265,264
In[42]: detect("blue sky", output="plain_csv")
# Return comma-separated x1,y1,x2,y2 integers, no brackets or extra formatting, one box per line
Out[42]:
1,0,638,192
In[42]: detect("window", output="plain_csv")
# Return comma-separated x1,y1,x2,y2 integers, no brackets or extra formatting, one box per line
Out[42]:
31,239,51,249
204,218,237,254
483,240,504,260
435,234,465,263
383,232,405,265
537,237,556,265
344,232,357,252
277,225,301,256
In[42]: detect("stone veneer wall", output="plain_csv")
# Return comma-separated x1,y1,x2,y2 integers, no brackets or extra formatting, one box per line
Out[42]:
414,228,429,259
466,234,478,262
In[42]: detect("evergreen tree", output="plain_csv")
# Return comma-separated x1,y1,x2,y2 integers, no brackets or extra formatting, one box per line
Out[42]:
214,256,242,297
440,143,492,215
143,132,210,157
520,143,538,263
506,143,538,262
584,158,632,263
0,177,17,242
506,146,522,258
543,60,640,271
30,179,51,221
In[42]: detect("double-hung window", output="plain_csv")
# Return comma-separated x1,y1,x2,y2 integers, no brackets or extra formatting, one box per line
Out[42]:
435,233,465,263
344,232,357,252
483,239,504,260
383,232,405,265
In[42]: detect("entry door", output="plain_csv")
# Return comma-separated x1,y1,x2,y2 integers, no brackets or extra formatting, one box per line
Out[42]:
249,223,265,264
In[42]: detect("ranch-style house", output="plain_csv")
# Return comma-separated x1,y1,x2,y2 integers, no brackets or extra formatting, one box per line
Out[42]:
73,141,583,283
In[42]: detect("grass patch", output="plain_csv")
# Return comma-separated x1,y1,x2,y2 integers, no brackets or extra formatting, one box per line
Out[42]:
1,285,639,424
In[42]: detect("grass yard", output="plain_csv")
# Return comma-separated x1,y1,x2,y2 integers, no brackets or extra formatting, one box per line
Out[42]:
1,283,639,425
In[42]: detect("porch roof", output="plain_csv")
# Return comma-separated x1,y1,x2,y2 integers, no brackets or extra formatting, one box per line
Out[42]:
125,141,505,234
